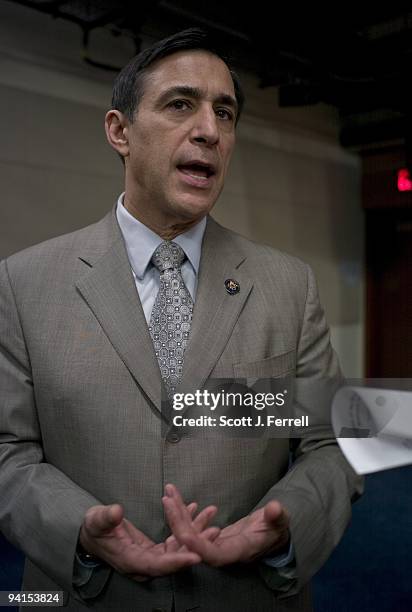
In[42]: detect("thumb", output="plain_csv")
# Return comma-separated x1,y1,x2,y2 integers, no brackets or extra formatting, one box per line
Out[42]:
263,501,289,529
83,503,124,537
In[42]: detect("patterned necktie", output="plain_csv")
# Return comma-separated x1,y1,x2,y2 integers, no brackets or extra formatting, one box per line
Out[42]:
149,241,194,397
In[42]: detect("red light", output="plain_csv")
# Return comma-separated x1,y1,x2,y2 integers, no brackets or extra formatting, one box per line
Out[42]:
397,168,412,192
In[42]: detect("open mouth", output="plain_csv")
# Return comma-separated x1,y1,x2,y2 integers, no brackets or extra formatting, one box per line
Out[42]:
177,162,215,181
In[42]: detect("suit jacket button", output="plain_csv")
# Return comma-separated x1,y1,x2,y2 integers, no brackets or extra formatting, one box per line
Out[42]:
167,432,180,444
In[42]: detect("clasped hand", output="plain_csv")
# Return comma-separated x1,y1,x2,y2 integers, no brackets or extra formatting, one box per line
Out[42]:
79,484,290,581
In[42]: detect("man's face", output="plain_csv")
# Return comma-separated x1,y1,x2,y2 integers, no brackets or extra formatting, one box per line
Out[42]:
122,50,237,228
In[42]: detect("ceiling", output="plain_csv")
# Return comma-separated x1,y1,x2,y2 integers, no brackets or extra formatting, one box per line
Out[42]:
6,0,412,150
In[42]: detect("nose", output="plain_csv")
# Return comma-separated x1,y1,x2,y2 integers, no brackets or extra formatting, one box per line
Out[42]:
189,104,219,146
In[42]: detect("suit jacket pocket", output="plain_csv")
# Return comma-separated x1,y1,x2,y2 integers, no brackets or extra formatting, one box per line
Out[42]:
233,349,295,379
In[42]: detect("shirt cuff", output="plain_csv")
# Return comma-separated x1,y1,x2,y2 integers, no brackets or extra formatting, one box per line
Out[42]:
262,540,295,568
73,553,101,587
73,553,112,599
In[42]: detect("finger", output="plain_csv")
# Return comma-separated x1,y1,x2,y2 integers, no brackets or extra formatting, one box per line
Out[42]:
136,550,201,577
165,485,218,532
165,535,187,552
164,483,178,498
192,505,218,532
170,530,223,565
164,483,189,512
83,504,124,537
164,485,194,527
200,526,221,542
164,485,193,528
163,497,207,549
166,525,220,551
163,496,197,548
163,495,223,563
165,514,219,552
162,496,191,533
122,518,153,548
264,501,289,530
164,533,184,553
165,489,217,532
165,538,189,554
187,502,198,517
162,504,233,567
164,502,199,552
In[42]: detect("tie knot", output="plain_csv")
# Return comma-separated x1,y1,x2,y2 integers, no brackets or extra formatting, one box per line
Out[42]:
151,241,186,273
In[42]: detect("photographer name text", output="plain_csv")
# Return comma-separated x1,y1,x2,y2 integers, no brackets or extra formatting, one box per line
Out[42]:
172,414,309,428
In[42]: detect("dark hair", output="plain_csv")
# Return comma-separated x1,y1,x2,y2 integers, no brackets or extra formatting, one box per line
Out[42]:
111,28,244,125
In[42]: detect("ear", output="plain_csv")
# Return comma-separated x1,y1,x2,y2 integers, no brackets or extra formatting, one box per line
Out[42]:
105,110,130,158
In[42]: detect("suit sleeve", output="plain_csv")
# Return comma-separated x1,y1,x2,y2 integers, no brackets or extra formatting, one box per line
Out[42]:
0,258,110,598
255,263,364,597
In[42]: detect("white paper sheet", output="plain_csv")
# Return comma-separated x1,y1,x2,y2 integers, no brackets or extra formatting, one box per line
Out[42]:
331,386,412,474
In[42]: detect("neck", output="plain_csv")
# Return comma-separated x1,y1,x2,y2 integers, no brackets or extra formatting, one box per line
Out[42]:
123,195,204,240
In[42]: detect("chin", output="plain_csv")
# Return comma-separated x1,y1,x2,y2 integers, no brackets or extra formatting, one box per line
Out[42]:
172,196,216,221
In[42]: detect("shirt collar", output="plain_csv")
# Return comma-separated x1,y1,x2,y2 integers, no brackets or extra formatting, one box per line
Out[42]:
116,193,206,280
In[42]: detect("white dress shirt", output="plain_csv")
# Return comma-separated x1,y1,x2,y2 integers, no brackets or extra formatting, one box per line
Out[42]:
116,194,206,323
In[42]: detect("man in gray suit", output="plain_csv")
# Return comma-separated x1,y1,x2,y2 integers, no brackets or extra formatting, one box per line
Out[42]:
0,29,362,611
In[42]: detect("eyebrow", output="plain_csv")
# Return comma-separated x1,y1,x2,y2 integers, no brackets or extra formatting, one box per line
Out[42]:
156,85,238,116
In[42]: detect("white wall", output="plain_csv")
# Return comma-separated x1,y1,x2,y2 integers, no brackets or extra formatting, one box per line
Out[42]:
0,1,364,376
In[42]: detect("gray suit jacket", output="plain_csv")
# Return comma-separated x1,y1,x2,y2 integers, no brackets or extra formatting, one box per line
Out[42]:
0,207,363,611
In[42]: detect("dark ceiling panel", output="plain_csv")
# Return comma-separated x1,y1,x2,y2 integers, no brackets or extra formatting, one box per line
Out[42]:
5,0,412,148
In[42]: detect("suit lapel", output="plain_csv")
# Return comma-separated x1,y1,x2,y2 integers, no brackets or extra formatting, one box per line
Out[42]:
74,211,253,409
179,217,253,393
75,210,163,411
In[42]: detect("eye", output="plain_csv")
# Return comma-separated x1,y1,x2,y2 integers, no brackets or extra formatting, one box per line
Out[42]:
215,108,234,121
167,99,191,111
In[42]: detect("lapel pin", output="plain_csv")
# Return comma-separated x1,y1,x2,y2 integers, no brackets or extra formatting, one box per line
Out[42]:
225,279,240,295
